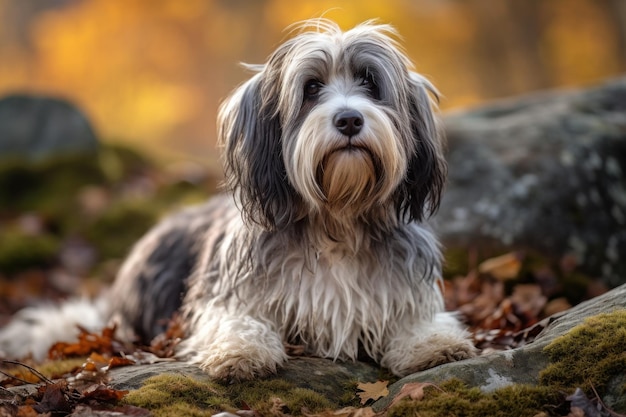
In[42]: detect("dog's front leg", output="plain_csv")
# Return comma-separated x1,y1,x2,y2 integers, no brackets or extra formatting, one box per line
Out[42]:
381,311,477,377
179,308,287,381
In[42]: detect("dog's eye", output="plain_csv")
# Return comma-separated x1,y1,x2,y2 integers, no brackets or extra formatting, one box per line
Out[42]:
360,74,380,99
304,80,322,98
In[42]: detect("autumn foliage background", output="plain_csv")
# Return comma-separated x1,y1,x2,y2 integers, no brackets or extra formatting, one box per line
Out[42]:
1,0,625,164
0,3,625,414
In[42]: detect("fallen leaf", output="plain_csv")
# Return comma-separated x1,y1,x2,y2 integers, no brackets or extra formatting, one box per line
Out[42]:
269,397,290,417
0,404,19,417
356,381,389,405
105,356,135,369
17,405,39,417
478,252,521,281
80,384,128,402
33,381,72,415
48,325,117,359
388,382,443,408
510,284,547,319
149,313,185,358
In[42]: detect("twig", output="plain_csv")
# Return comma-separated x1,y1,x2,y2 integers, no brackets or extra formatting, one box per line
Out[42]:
0,385,13,395
590,383,626,417
0,368,33,385
1,359,53,385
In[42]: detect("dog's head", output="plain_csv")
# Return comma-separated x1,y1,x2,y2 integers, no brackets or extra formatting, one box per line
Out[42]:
219,19,446,231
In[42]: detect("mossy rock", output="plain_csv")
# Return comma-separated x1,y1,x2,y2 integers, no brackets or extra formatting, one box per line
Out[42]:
386,311,626,416
0,228,60,275
376,299,626,416
84,199,161,260
122,373,337,417
110,357,379,417
540,310,626,396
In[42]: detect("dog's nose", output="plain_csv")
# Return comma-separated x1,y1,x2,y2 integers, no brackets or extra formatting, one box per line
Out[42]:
333,110,364,137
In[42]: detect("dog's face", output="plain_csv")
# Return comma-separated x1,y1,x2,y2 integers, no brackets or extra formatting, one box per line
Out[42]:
219,19,446,231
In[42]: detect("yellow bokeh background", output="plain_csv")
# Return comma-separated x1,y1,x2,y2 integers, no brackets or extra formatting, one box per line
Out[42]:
0,0,623,163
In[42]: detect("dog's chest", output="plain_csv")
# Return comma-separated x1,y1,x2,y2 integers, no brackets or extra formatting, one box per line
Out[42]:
251,248,410,359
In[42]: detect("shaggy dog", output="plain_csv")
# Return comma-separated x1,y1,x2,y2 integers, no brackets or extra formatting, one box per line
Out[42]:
0,19,476,381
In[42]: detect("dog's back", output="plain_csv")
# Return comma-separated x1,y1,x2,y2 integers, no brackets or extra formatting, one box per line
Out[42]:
110,194,232,343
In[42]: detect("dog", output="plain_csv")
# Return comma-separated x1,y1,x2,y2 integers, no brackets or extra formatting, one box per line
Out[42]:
0,19,476,380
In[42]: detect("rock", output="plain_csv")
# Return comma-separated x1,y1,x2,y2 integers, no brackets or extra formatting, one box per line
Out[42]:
435,77,626,286
109,356,381,404
0,94,98,162
373,283,626,412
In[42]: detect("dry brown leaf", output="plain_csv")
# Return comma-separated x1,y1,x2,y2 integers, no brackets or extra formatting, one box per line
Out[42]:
543,297,572,317
16,405,38,417
81,384,128,402
105,356,135,369
356,381,389,405
149,313,185,358
510,284,547,318
388,382,443,408
48,325,116,359
269,397,290,417
478,252,521,281
34,381,72,415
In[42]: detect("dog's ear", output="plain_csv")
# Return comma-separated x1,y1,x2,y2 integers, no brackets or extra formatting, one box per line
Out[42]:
396,73,447,222
218,71,303,231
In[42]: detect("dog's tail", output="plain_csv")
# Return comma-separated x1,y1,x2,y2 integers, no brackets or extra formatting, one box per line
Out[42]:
0,297,109,361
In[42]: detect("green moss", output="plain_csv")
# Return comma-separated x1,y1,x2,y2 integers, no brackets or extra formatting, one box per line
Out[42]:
123,374,225,417
84,199,160,259
388,380,560,417
0,144,153,215
36,358,88,379
0,228,60,274
96,144,153,184
123,373,337,417
225,379,334,415
0,153,105,214
540,310,626,392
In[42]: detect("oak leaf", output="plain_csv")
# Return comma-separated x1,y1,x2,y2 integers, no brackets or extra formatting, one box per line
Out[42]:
478,252,521,281
356,380,389,404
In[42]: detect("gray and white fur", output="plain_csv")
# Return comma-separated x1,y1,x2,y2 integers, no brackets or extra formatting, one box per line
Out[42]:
0,19,476,380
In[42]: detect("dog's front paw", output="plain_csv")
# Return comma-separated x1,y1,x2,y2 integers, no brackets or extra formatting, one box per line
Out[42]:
415,335,478,369
196,342,287,381
179,315,288,381
383,334,478,377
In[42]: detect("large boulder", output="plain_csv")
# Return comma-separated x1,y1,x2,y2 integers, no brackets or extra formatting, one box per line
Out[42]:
0,94,98,162
435,77,626,286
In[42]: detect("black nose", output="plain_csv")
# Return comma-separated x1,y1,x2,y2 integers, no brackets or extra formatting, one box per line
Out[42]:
333,110,364,137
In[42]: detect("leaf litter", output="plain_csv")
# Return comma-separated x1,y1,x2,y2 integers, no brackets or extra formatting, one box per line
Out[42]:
0,318,184,416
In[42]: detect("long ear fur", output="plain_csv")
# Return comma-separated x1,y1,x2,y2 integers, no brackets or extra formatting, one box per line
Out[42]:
218,71,302,231
397,73,447,222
